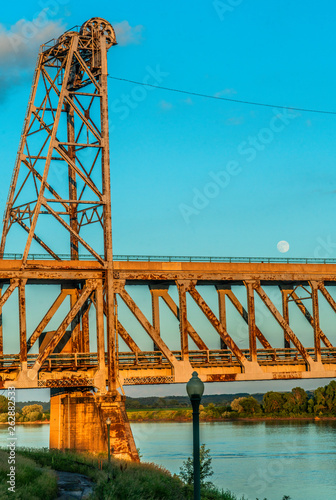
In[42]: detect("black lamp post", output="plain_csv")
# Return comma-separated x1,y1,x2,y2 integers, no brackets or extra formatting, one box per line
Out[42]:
186,371,204,500
106,417,111,463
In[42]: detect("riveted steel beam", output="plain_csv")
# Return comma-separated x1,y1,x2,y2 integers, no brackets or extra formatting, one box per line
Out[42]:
255,283,314,367
225,289,273,350
188,284,248,368
245,281,257,363
27,289,70,351
31,280,95,372
159,290,208,350
118,287,177,368
176,281,189,361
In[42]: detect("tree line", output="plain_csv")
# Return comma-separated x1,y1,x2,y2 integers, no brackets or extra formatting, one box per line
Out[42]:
200,380,336,419
0,397,49,423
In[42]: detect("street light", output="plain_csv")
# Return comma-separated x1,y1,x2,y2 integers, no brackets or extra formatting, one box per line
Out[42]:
186,371,204,500
106,417,111,463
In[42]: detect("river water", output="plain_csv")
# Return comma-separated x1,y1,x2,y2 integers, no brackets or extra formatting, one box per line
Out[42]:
0,420,335,499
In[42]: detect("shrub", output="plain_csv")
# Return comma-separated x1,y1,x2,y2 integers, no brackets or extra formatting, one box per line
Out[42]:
179,444,214,487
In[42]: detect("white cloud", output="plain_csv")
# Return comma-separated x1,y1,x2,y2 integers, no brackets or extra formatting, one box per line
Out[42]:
114,21,144,46
214,88,237,97
0,14,65,101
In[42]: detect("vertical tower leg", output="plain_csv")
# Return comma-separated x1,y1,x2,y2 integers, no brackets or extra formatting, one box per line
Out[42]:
19,280,27,367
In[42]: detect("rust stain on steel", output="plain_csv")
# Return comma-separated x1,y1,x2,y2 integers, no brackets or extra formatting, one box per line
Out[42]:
273,372,303,380
206,374,237,382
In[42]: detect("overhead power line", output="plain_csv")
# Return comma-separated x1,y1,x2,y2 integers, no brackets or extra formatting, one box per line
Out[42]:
108,75,336,116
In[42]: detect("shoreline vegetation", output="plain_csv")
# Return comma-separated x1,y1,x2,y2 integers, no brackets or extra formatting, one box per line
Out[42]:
127,412,336,423
127,380,336,422
0,380,336,424
0,448,291,499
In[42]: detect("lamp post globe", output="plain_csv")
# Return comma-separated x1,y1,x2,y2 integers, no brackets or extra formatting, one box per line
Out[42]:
186,371,204,500
187,371,204,400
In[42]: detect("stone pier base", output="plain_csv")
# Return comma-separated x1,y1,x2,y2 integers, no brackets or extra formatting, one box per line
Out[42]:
50,390,139,461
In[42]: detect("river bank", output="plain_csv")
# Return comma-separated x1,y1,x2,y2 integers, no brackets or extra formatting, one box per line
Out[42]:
1,413,335,424
126,408,336,423
0,420,49,425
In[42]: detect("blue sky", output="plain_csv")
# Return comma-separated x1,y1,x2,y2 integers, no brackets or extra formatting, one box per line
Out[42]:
1,1,336,399
1,0,336,258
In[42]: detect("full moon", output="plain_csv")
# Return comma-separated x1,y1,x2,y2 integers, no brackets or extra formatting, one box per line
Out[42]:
277,240,290,253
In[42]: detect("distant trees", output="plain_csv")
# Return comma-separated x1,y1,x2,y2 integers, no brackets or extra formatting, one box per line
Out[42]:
263,391,285,414
128,381,336,422
231,397,245,413
0,395,7,413
262,387,309,416
240,396,262,415
231,396,262,415
310,380,336,416
0,398,46,422
22,404,43,421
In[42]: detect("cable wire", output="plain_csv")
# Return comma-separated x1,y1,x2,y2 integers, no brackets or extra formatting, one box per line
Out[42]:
108,75,336,116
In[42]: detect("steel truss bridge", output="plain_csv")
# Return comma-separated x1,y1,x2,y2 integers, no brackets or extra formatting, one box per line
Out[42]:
0,17,335,459
1,258,336,391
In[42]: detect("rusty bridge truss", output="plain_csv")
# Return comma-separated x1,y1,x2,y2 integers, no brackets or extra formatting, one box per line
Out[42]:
0,19,336,396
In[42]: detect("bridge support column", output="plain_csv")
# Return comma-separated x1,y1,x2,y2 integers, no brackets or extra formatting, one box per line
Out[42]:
50,390,139,461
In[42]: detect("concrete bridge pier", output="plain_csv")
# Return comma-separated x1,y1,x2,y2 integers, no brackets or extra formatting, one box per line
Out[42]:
50,389,139,462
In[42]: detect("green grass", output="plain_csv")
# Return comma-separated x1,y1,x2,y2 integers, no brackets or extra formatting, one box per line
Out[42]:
11,448,244,499
0,448,291,500
0,450,57,499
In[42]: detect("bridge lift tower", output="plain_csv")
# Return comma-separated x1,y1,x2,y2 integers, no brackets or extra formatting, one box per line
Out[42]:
0,18,138,460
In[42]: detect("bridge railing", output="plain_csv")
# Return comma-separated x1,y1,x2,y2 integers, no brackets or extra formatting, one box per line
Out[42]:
0,347,335,372
1,253,336,264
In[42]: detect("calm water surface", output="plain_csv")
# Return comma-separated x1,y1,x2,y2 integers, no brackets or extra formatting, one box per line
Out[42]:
0,421,335,499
